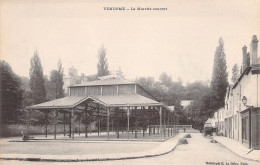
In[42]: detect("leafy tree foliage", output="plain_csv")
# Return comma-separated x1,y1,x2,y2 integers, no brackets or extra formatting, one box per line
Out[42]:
97,45,109,77
0,61,23,124
159,72,172,87
185,81,209,100
68,66,78,79
186,85,211,130
186,38,228,129
136,75,184,124
49,60,64,99
210,38,228,113
116,67,124,78
137,74,212,129
231,63,240,84
44,76,55,101
29,50,46,104
68,66,82,84
19,76,34,107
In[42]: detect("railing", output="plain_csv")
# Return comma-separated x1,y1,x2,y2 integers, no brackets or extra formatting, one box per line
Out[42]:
148,125,192,129
173,125,192,129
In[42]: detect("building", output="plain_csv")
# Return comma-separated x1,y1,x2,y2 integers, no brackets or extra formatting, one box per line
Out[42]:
224,85,234,139
224,35,260,150
215,108,225,135
28,77,179,140
63,73,100,96
63,76,77,95
180,100,193,110
206,35,260,150
204,118,213,128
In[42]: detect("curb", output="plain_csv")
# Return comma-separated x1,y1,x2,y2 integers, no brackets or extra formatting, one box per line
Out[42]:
0,134,184,162
212,137,260,163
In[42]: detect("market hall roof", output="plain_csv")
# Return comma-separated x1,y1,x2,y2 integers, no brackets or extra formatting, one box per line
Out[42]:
93,94,160,107
27,96,101,110
27,94,162,110
70,78,135,87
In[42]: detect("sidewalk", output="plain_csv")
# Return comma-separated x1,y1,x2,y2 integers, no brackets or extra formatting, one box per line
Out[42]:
213,136,260,162
0,133,185,162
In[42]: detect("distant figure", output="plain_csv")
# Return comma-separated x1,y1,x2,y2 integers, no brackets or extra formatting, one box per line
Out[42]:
184,128,186,133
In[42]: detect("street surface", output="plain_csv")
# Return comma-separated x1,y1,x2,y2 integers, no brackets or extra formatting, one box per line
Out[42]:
1,133,259,165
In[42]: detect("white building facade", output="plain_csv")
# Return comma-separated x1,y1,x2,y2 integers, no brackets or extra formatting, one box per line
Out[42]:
224,35,260,149
207,35,260,150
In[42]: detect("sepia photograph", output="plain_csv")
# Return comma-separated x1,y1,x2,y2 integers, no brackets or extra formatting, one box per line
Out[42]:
0,0,259,164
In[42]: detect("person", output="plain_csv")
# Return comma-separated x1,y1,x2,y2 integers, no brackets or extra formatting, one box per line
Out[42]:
184,127,186,133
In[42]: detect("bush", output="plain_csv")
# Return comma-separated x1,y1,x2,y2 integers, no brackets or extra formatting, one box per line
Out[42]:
210,139,218,143
22,135,29,141
185,134,191,138
217,133,223,136
178,138,188,144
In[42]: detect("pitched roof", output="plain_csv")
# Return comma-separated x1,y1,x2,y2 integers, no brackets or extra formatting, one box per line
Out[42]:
205,118,212,124
27,94,161,110
70,78,135,87
233,64,260,89
85,74,99,81
167,106,175,112
27,96,90,109
93,94,160,107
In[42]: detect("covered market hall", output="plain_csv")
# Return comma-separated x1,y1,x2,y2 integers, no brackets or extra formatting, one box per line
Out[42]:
26,78,180,141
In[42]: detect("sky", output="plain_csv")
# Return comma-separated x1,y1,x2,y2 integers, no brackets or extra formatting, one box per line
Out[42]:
1,0,259,84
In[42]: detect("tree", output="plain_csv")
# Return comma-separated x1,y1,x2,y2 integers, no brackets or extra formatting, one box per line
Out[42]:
0,61,23,124
116,67,124,78
49,60,64,99
29,50,46,104
185,81,209,100
159,72,168,84
97,45,109,77
68,66,78,79
137,77,147,86
231,63,239,84
159,72,172,87
44,76,54,101
186,84,211,130
210,38,229,113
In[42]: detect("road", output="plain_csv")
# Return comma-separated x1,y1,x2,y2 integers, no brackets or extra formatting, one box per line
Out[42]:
1,133,258,165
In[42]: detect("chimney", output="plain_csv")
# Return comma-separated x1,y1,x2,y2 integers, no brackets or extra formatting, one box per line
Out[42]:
247,52,250,67
242,45,247,71
250,35,258,66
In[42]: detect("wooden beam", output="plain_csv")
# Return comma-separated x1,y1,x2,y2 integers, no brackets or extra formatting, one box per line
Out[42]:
167,111,169,137
85,110,88,138
127,107,130,140
97,105,100,136
79,115,81,135
89,114,92,135
116,108,119,138
72,109,75,140
107,107,110,140
160,106,162,141
69,112,72,138
163,108,166,139
54,110,57,140
27,110,30,138
45,112,48,138
63,112,65,137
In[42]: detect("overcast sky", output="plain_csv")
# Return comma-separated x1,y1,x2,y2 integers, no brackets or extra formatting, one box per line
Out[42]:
1,0,259,84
